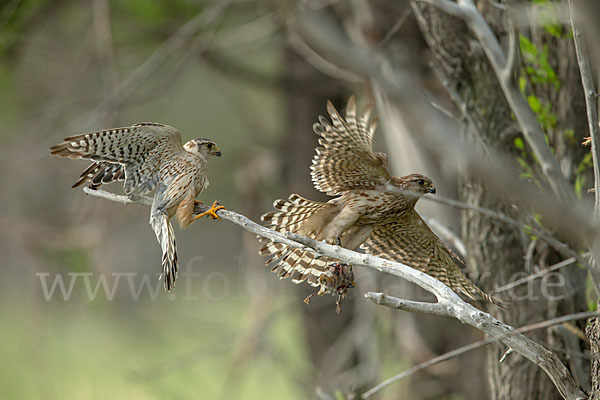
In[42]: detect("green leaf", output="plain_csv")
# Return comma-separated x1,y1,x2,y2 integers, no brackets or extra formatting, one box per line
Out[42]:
334,391,346,400
514,137,525,150
586,275,599,311
574,174,586,199
528,95,541,112
519,34,537,60
544,24,563,38
577,152,593,173
519,76,527,93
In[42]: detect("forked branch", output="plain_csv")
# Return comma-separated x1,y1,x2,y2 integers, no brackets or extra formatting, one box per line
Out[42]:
82,187,585,400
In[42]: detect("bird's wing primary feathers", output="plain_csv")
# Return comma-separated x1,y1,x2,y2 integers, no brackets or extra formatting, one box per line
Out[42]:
361,218,496,304
50,122,183,195
311,96,391,196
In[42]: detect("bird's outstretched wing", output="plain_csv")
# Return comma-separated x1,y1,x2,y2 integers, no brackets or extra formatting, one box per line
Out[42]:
50,122,183,195
311,96,391,196
361,218,497,304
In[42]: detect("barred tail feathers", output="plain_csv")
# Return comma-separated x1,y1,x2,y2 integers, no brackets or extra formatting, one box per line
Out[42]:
259,194,333,286
261,194,330,233
150,212,178,291
272,247,332,286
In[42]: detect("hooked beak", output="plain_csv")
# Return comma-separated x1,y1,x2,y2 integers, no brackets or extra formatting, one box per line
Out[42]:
427,187,436,194
214,148,222,157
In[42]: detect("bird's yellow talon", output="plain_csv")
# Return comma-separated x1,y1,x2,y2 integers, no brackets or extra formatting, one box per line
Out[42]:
194,200,225,221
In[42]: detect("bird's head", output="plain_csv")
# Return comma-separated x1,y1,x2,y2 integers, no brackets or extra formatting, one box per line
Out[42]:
184,138,222,159
386,173,436,199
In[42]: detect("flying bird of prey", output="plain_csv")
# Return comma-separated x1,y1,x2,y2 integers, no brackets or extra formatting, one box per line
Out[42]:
260,97,496,306
50,122,224,291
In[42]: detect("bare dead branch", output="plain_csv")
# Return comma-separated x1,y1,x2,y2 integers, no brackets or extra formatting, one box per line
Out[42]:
503,4,518,82
378,7,413,46
288,31,363,83
569,0,600,211
494,257,577,294
82,186,586,400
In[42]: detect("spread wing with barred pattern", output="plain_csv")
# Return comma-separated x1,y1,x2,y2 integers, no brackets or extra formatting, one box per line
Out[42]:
311,96,391,196
50,122,183,195
50,122,224,291
361,217,497,304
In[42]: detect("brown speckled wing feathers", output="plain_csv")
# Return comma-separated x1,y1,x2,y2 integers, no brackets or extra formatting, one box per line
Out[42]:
311,96,390,196
362,217,495,303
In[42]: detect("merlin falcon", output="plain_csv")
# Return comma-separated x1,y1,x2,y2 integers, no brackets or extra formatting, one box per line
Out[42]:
50,122,224,291
260,97,497,306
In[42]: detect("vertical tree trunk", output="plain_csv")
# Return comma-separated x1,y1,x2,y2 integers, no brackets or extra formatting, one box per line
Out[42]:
412,2,587,398
587,315,600,399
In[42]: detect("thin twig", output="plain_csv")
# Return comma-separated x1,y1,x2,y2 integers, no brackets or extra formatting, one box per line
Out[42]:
378,7,413,46
494,257,577,294
568,0,600,300
288,31,363,83
524,238,538,274
503,3,518,83
568,0,600,212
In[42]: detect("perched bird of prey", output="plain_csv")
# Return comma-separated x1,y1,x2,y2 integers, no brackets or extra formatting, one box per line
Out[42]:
50,122,224,291
260,97,496,306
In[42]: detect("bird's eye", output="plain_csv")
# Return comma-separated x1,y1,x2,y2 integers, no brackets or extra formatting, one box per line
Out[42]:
207,143,213,149
417,179,425,185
